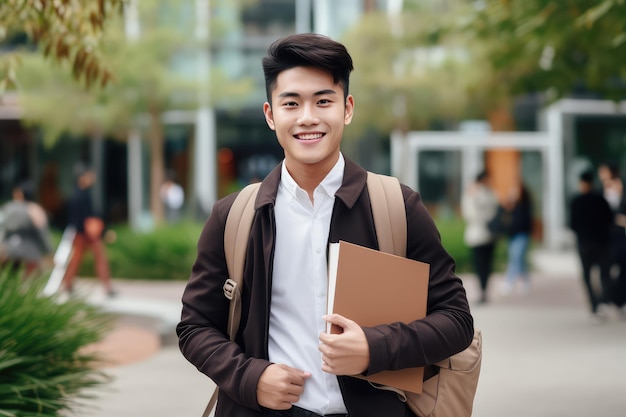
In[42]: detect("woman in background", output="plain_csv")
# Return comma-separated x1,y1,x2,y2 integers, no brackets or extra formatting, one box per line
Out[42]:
461,170,499,304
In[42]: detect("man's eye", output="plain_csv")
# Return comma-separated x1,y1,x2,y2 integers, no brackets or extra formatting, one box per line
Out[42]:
284,102,298,107
318,99,330,105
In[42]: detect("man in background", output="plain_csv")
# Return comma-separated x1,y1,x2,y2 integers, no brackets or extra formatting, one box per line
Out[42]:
570,170,614,318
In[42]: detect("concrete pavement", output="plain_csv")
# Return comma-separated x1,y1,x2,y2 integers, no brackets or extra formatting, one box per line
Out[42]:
74,250,626,417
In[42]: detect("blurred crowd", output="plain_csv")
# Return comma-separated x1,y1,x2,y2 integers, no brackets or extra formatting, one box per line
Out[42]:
461,162,626,321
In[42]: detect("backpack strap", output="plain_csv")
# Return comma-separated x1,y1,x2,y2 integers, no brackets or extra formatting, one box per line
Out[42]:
223,181,261,340
366,172,406,257
204,182,261,417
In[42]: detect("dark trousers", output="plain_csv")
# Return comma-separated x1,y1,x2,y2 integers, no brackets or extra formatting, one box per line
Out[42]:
472,242,496,296
261,406,347,417
609,233,626,307
577,241,612,313
260,399,414,416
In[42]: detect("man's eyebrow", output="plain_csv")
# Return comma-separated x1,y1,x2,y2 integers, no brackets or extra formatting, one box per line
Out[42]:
314,89,337,96
277,92,300,98
277,89,337,98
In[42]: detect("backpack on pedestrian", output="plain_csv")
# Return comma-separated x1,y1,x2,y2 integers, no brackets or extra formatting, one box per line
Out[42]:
204,172,482,417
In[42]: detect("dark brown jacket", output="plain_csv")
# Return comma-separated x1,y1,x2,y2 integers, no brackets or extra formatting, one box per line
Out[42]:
177,158,473,416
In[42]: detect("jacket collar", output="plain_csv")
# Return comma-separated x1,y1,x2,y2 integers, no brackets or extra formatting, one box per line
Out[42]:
255,156,368,210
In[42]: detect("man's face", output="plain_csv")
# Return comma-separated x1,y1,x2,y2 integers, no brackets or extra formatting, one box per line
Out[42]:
263,66,354,174
79,171,95,189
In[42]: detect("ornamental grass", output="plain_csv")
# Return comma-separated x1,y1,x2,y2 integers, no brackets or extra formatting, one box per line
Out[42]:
0,266,112,417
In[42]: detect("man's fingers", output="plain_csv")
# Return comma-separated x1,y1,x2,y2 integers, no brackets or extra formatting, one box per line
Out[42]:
257,364,312,409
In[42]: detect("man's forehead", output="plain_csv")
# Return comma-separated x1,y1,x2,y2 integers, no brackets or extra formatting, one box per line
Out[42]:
273,70,343,96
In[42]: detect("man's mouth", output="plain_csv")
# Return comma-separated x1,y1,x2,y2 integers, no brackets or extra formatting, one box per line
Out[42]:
294,133,324,141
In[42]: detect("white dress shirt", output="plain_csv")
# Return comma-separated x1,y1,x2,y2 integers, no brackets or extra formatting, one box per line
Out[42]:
269,154,348,415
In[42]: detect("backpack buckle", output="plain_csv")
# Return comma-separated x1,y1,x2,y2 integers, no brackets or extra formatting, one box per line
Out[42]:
223,278,237,300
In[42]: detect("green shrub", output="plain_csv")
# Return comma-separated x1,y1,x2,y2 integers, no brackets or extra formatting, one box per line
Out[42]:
433,216,509,274
78,221,202,281
0,267,112,416
56,216,509,281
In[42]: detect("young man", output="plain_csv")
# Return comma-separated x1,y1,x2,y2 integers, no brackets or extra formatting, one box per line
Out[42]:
177,33,473,417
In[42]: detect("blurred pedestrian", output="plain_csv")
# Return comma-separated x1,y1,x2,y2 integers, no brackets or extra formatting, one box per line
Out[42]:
597,161,622,210
60,163,116,297
160,170,185,223
597,162,626,314
501,181,533,295
461,169,499,304
0,180,53,277
615,196,626,315
569,171,614,318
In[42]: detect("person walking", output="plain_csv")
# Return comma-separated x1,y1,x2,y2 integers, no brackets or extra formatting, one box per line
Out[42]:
569,171,615,318
501,181,533,295
461,169,499,304
60,163,116,297
177,33,474,417
0,180,53,277
598,162,626,314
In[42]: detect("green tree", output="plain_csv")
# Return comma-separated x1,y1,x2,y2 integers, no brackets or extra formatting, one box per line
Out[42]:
459,0,626,102
0,0,124,92
16,0,253,224
344,0,626,140
342,1,479,140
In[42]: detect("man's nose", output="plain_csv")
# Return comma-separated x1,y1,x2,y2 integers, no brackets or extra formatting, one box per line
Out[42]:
297,103,320,125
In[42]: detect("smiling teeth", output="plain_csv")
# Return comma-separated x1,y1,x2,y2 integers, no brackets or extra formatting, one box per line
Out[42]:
297,133,323,140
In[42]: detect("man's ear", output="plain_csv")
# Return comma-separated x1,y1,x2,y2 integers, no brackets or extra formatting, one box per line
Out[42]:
263,102,275,130
344,95,354,125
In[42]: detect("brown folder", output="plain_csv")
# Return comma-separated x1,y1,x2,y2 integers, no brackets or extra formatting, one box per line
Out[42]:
327,240,430,394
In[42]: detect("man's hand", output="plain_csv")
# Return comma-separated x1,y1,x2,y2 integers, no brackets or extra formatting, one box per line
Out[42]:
257,364,311,410
319,314,370,376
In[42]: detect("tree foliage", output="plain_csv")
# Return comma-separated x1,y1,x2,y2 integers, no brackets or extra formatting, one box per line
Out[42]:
460,0,626,102
15,0,253,224
342,1,478,139
342,0,626,140
0,0,124,92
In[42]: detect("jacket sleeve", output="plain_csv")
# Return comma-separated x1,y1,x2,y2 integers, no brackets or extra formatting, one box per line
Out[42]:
176,195,270,410
363,186,474,374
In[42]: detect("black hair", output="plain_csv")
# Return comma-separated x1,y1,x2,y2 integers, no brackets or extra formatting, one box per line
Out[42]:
579,170,594,184
476,170,489,182
262,33,354,104
14,179,35,202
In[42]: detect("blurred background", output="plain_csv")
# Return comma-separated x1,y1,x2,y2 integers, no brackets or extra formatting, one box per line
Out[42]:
1,0,625,275
2,2,626,416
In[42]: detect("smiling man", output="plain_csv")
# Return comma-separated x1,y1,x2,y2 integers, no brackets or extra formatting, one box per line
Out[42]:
177,33,473,417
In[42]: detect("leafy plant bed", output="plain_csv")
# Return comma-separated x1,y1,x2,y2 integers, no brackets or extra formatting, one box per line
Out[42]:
0,267,112,416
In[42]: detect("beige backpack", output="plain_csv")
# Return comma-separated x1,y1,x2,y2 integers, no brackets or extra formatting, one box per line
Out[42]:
204,172,482,417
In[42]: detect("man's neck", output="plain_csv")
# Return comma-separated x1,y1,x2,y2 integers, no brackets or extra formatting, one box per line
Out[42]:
285,155,340,201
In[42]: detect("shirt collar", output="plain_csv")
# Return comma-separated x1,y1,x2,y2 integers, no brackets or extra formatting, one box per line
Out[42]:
280,153,345,200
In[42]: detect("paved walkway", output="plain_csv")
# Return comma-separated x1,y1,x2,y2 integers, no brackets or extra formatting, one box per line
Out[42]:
73,250,626,417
